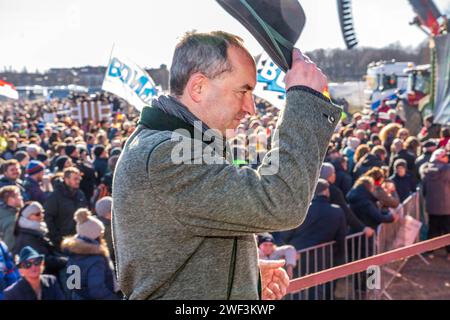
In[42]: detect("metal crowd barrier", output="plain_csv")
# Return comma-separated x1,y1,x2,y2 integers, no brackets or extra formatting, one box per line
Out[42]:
286,191,423,300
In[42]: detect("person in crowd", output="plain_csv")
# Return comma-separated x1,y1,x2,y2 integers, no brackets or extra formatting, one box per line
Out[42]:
389,137,418,177
390,159,416,202
320,163,374,237
421,148,450,260
3,246,64,300
14,151,30,180
93,145,108,184
346,177,399,231
438,127,450,148
44,167,88,246
415,140,438,179
353,144,371,174
353,146,387,179
282,179,347,262
61,208,120,300
257,234,297,279
0,240,20,300
332,156,352,196
94,196,114,263
23,160,52,205
418,115,441,142
1,138,18,160
0,185,24,249
342,137,360,173
12,202,68,275
0,159,28,199
379,123,402,160
363,166,400,209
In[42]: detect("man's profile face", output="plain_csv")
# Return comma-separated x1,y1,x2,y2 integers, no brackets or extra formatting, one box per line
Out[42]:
201,46,257,137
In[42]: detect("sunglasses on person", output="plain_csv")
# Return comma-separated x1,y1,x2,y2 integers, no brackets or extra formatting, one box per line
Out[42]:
19,257,43,269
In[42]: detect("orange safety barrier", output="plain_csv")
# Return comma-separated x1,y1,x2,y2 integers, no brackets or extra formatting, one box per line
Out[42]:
287,233,450,294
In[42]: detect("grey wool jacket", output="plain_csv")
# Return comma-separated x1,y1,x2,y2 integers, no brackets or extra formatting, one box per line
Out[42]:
112,87,341,300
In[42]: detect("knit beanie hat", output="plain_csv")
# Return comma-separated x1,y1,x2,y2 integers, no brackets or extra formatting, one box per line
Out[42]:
430,148,448,163
26,160,45,176
95,197,112,218
21,202,44,218
74,209,105,240
65,144,77,157
320,162,335,181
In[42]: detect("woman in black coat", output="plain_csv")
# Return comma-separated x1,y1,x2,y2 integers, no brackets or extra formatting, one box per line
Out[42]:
12,202,68,275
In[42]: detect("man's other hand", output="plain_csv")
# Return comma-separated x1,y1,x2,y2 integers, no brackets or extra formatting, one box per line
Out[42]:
285,48,328,93
259,259,290,300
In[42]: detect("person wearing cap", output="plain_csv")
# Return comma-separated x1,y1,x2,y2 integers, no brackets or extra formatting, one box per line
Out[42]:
23,160,52,205
3,246,64,300
113,31,340,300
0,240,20,300
281,179,347,299
12,202,67,275
95,196,114,263
390,159,416,202
415,140,438,179
342,137,360,173
320,162,374,238
421,148,450,260
61,208,119,300
257,234,297,279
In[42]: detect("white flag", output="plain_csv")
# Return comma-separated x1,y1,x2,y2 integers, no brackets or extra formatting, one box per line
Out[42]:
102,46,158,111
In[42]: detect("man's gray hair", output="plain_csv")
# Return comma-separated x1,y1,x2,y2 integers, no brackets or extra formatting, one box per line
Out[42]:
170,31,249,97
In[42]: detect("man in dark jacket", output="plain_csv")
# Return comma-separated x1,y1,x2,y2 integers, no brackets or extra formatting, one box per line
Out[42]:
282,179,347,262
415,140,438,180
44,167,88,246
320,162,374,237
3,246,65,300
346,177,398,231
390,159,416,202
93,145,109,184
332,157,352,196
23,160,51,205
421,149,450,259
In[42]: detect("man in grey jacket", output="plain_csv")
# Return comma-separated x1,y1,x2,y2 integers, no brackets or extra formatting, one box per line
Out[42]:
112,31,341,300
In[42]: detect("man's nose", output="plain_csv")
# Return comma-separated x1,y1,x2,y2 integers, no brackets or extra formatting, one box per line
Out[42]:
243,93,256,116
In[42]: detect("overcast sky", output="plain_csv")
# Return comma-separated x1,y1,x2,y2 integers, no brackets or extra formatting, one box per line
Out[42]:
1,0,449,71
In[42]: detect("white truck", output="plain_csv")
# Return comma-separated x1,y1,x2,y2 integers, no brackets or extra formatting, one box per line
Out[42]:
364,60,413,110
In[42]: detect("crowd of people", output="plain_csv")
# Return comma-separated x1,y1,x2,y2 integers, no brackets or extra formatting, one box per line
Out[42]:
0,92,449,300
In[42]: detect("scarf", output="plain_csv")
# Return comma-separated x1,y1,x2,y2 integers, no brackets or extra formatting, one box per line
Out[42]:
18,217,49,236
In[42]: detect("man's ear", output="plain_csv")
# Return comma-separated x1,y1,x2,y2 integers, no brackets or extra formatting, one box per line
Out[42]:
185,73,208,103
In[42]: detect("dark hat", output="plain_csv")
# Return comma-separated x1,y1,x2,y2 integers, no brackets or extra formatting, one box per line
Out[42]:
423,140,438,149
65,144,77,157
17,246,44,265
36,153,48,163
93,145,106,158
55,156,70,172
258,234,275,246
216,0,306,72
110,147,122,157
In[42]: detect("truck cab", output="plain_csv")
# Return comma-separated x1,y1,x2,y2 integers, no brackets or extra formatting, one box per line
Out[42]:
364,60,413,110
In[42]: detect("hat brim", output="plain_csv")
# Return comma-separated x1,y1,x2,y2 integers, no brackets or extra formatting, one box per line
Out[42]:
216,0,305,72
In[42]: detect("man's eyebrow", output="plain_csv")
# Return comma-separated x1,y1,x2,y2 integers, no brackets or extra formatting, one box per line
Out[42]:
240,84,254,91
